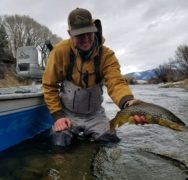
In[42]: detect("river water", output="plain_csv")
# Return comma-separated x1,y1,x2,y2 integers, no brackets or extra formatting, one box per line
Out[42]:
0,85,188,180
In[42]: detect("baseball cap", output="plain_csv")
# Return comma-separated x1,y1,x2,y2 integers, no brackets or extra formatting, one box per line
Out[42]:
68,8,98,36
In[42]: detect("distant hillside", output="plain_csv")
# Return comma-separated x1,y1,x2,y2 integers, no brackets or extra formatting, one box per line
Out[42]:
125,69,156,80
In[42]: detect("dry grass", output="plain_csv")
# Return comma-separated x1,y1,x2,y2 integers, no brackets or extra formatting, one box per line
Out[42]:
184,79,188,90
0,66,29,88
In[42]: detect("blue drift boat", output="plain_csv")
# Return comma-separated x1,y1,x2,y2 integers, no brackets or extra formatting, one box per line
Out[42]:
0,85,53,152
0,46,53,151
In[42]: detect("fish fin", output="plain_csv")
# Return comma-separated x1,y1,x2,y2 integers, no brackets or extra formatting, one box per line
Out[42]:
128,116,135,124
109,117,124,129
145,115,155,124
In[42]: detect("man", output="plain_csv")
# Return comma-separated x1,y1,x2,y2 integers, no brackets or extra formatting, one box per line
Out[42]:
42,8,147,147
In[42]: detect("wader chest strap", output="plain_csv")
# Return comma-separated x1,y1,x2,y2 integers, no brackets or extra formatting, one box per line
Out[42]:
94,48,102,84
66,49,75,81
66,48,102,83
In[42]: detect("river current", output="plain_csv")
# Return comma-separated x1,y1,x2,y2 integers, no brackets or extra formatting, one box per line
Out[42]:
0,84,188,180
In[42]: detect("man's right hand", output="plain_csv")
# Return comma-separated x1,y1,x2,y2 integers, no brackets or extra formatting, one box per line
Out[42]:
124,99,148,125
53,117,72,132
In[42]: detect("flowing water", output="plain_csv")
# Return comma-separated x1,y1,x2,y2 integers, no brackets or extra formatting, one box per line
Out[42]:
0,85,188,180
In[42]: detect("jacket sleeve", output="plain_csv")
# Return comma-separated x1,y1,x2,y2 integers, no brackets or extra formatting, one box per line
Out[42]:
42,49,65,120
102,48,134,109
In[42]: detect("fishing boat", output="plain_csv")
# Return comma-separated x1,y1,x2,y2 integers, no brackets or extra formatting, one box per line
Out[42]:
0,46,53,151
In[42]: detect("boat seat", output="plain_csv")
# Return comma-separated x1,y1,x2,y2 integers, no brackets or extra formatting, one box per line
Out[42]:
16,46,43,79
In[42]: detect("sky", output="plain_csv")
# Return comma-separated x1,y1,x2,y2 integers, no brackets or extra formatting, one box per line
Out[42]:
0,0,188,74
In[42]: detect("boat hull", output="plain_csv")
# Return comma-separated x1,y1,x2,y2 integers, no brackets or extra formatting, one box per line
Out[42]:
0,105,52,151
0,87,53,151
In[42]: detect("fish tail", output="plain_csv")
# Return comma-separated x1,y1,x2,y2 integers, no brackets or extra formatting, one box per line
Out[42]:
158,119,183,131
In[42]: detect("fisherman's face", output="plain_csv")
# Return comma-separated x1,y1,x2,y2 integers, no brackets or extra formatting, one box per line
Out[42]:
71,32,95,51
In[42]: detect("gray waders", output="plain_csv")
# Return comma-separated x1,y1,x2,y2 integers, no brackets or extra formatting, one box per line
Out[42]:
50,80,119,147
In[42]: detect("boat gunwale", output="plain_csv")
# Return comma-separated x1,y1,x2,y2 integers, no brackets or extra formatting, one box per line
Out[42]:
0,92,43,100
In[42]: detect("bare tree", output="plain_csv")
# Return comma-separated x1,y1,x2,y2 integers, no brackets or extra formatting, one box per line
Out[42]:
175,45,188,77
0,18,14,63
2,14,62,59
154,63,174,83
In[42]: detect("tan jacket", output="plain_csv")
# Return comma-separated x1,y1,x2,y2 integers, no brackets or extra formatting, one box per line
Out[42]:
42,37,133,120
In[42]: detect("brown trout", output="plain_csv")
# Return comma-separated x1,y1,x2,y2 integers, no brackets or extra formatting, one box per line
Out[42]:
110,100,186,131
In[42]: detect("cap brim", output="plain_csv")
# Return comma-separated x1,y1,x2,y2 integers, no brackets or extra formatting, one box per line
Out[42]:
70,26,97,36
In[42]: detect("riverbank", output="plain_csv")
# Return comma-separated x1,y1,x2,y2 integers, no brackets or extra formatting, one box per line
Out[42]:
0,65,28,88
0,64,40,88
159,79,188,90
0,74,27,88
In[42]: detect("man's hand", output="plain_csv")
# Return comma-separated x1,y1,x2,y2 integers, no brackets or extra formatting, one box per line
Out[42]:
53,117,72,132
125,99,148,125
132,115,148,125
